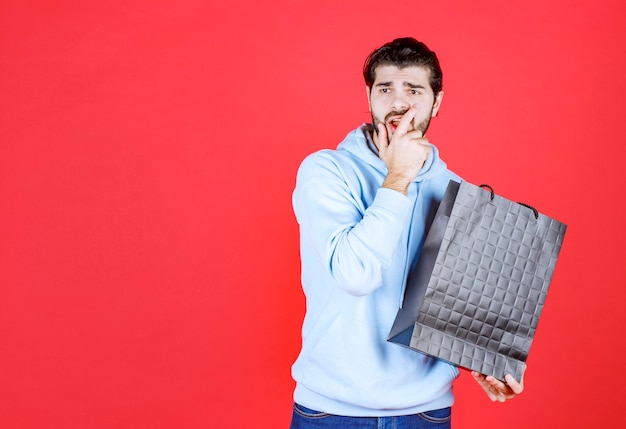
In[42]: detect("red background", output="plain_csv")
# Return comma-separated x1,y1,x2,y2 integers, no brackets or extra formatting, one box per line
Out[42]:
2,1,625,427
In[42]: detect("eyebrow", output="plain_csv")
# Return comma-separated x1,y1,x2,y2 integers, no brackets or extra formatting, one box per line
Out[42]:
405,82,426,89
374,81,426,89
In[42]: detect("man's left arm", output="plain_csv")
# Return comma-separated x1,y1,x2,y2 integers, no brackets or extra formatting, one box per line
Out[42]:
471,365,526,402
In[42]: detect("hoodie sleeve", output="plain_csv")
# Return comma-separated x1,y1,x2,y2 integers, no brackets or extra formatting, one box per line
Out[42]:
293,152,413,296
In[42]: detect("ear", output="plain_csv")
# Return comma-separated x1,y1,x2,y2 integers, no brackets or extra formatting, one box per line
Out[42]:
431,91,444,117
366,86,372,112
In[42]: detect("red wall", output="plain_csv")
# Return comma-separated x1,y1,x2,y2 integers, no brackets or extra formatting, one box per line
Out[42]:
2,1,625,427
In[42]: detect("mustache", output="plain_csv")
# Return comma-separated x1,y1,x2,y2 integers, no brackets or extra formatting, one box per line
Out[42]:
384,109,409,122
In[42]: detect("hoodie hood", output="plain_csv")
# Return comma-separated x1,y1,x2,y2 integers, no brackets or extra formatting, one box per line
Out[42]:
336,124,449,183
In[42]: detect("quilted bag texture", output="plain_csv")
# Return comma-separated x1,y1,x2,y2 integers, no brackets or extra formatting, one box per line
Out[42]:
388,180,567,382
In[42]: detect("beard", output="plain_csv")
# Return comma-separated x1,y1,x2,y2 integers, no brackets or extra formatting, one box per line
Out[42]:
372,107,433,137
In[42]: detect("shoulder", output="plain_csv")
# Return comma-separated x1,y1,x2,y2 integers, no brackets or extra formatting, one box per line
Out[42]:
297,143,366,182
297,149,346,180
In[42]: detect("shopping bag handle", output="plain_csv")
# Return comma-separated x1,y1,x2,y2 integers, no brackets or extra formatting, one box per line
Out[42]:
479,184,496,200
479,184,539,219
517,202,539,219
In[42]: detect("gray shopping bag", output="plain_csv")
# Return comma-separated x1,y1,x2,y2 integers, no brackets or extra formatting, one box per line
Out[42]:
388,180,567,382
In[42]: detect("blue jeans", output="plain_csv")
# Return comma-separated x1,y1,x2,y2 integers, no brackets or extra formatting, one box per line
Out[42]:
289,403,451,428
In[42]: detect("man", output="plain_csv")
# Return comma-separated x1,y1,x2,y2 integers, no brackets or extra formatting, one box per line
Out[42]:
290,37,524,428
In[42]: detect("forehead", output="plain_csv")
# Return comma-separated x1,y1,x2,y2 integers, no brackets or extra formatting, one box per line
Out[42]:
372,65,432,88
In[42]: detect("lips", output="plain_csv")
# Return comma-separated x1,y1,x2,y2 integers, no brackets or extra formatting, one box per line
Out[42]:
387,116,402,132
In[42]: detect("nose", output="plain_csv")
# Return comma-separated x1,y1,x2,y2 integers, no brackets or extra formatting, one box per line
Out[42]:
390,92,410,111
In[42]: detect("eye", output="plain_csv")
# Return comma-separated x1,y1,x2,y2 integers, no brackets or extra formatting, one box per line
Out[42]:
409,89,421,95
380,88,391,93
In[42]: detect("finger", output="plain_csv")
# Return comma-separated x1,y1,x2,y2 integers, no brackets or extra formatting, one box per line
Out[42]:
405,129,424,140
417,141,433,158
377,123,389,149
394,107,418,136
504,374,524,395
486,376,511,396
471,371,485,382
484,375,503,387
473,372,505,402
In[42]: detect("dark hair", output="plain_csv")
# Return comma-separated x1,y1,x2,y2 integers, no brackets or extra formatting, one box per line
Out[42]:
363,37,443,95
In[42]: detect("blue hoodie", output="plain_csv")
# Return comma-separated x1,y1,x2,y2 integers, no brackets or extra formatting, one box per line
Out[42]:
291,124,462,416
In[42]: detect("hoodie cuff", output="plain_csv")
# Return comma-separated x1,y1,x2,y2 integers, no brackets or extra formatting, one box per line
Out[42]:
374,187,413,220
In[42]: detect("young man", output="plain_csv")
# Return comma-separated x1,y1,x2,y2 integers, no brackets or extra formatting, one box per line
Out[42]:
290,38,524,428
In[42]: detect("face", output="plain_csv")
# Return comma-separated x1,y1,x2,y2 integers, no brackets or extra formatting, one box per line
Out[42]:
367,65,443,146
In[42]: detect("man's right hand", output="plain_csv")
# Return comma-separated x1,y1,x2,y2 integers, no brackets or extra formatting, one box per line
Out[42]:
377,107,432,195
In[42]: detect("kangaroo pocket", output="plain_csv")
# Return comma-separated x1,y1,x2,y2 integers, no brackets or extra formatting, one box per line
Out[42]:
295,312,456,410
